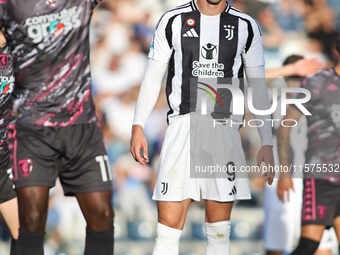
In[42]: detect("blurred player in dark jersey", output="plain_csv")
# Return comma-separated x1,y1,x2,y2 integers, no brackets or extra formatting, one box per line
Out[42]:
264,55,336,255
0,1,114,255
0,28,19,255
278,38,340,255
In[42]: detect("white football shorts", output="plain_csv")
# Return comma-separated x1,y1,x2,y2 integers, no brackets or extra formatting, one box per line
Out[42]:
152,113,251,202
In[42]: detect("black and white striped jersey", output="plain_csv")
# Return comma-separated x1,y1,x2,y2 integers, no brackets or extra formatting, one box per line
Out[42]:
149,0,264,121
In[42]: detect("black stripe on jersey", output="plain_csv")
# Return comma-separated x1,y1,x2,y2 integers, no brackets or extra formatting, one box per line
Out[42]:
238,17,254,53
165,15,179,121
212,11,239,119
218,11,239,79
166,52,175,122
238,60,245,129
155,3,191,29
165,15,179,49
225,1,231,13
191,0,198,11
230,7,242,13
180,11,200,115
253,18,263,36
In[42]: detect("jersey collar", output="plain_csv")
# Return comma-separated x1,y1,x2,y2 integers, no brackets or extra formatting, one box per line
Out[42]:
191,0,231,13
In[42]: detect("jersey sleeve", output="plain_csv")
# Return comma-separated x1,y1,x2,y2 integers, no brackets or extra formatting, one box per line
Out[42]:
242,18,265,68
148,14,174,64
292,77,320,112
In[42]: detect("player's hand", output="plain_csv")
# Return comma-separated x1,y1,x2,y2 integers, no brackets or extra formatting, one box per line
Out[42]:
294,58,323,77
277,177,294,203
130,125,149,165
257,146,275,185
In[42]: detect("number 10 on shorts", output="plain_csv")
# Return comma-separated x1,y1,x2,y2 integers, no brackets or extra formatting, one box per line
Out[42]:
95,155,112,182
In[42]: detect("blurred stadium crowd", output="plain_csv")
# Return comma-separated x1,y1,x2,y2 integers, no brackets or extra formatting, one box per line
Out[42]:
1,0,340,254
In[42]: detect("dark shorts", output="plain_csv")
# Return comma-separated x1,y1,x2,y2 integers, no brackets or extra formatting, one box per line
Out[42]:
0,149,16,204
8,122,112,196
302,178,340,228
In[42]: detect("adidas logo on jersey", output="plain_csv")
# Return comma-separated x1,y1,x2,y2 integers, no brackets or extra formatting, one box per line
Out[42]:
183,28,198,38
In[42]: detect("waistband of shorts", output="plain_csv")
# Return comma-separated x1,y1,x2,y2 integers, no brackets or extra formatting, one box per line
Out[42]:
168,113,239,130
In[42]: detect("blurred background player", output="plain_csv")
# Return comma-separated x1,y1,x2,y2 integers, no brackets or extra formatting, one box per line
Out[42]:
1,1,114,255
278,37,340,255
263,55,336,255
130,0,274,255
0,27,19,255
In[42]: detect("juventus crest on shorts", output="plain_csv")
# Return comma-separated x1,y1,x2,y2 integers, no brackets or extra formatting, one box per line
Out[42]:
149,0,264,122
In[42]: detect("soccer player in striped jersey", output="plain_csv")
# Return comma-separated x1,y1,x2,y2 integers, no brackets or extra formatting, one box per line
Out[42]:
130,0,274,254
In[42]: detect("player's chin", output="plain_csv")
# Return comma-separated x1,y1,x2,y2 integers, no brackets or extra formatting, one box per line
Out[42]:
206,0,223,5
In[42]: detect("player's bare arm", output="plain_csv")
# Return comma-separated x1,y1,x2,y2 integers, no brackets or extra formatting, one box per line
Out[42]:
277,106,303,202
257,145,274,185
265,58,323,81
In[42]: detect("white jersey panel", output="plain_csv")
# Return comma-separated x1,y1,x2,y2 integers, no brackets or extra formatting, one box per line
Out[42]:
228,9,265,67
232,18,248,78
148,3,192,63
198,14,220,78
169,15,184,118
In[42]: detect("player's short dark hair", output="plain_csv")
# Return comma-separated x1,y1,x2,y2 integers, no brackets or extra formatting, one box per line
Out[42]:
283,55,304,66
283,55,304,79
335,37,340,55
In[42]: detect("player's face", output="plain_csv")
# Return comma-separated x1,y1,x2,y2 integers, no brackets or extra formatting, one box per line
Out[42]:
206,0,224,5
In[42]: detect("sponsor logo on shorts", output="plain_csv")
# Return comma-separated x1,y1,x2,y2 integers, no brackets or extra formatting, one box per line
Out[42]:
18,158,33,178
0,54,8,69
317,205,326,219
161,182,168,195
